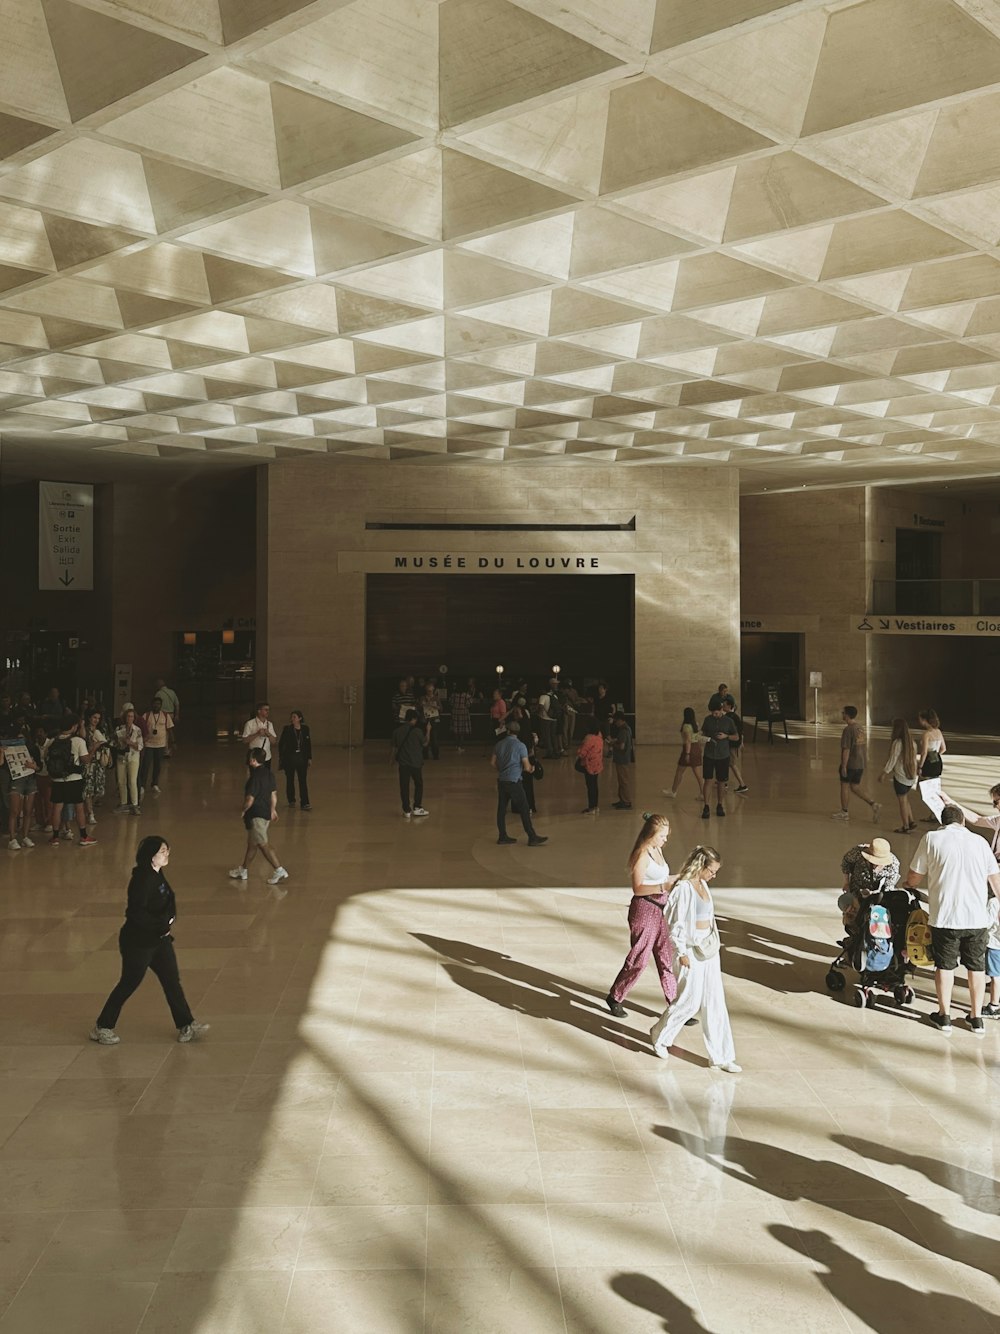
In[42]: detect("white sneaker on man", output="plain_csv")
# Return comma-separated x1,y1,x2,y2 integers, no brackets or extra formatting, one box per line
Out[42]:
228,866,248,880
20,836,34,849
7,839,20,851
89,1026,121,1045
151,785,160,794
177,1021,210,1043
267,867,289,885
831,810,849,821
412,807,430,817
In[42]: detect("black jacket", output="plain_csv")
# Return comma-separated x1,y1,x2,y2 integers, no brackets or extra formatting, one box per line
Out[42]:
122,865,176,946
278,723,311,768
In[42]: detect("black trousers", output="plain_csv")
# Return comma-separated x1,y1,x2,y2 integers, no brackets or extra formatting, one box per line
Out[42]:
96,929,194,1030
584,771,599,810
139,748,163,789
398,764,423,812
285,760,310,806
497,779,536,838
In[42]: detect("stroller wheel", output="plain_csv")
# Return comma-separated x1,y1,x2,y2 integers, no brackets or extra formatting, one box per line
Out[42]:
854,989,866,1007
895,986,915,1006
865,990,878,1009
825,969,846,992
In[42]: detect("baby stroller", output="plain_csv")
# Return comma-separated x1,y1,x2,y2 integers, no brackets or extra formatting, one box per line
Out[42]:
825,886,919,1008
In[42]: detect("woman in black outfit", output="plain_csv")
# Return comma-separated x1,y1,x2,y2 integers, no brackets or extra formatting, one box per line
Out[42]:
90,835,208,1045
278,710,312,809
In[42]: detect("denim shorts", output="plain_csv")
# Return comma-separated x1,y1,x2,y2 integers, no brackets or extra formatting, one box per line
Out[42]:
987,948,1000,979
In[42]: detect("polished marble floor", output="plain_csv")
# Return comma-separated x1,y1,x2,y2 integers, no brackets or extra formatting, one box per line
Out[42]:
1,732,999,1333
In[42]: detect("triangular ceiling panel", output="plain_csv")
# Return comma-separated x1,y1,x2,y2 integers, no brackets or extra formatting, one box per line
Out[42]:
270,83,419,188
600,78,775,195
40,0,203,121
439,0,623,127
441,149,578,240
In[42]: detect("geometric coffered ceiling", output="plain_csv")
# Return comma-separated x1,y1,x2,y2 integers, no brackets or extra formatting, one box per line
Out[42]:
6,0,1000,490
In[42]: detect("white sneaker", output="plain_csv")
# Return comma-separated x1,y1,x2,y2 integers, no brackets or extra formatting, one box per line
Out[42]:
151,785,160,794
412,807,430,817
228,866,248,880
43,825,53,834
8,839,20,851
89,1026,120,1045
871,802,882,822
831,810,849,821
713,1061,742,1073
20,836,34,849
661,789,676,798
267,867,289,885
177,1020,210,1043
87,815,97,826
59,828,73,840
402,811,411,819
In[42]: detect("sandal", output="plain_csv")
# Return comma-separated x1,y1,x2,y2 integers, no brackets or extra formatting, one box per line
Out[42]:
906,822,918,831
894,826,911,834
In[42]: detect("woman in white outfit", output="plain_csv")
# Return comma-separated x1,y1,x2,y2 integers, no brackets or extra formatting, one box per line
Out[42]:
115,705,144,815
649,845,740,1072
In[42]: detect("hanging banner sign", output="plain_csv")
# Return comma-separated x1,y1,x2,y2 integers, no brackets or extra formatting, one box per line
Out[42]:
38,481,93,591
338,551,663,574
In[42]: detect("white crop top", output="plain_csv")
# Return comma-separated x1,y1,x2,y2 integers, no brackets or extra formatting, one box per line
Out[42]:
639,855,671,887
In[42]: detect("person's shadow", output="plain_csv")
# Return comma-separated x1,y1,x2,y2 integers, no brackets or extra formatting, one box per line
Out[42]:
769,1227,996,1332
609,1273,714,1333
833,1134,1000,1218
715,914,831,994
412,934,655,1053
653,1126,1000,1283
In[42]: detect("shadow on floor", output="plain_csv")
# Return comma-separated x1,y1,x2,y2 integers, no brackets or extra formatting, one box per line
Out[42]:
769,1226,995,1332
411,934,653,1052
653,1126,1000,1282
609,1272,715,1333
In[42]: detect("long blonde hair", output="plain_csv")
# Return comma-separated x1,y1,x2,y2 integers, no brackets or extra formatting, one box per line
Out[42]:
627,813,670,871
674,845,722,882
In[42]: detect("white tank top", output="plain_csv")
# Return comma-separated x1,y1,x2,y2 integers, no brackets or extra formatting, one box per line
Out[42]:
639,855,670,887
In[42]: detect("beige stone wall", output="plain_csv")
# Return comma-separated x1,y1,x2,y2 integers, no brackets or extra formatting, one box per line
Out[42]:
740,488,870,724
261,460,740,744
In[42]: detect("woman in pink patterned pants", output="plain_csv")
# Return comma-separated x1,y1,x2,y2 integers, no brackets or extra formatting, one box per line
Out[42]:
606,813,677,1016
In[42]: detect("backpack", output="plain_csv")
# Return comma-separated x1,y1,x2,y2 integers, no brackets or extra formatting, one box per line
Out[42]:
905,907,933,968
46,736,76,780
864,902,894,972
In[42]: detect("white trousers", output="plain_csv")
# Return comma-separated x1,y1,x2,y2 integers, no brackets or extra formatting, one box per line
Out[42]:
116,752,140,806
650,951,736,1065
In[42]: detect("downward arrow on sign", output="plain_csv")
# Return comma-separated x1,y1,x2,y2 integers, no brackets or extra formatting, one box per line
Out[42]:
59,571,74,586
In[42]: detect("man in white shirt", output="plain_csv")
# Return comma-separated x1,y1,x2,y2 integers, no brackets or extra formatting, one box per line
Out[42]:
242,702,277,765
154,678,179,753
905,805,1000,1036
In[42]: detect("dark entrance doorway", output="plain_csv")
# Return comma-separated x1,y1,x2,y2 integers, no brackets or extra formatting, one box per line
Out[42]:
364,573,634,738
740,632,804,720
895,528,942,613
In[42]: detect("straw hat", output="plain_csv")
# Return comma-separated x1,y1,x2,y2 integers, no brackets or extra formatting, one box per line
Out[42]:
861,837,894,867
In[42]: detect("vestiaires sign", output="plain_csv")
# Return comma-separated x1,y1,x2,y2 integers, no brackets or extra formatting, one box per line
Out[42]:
855,615,1000,636
38,481,93,590
339,551,664,574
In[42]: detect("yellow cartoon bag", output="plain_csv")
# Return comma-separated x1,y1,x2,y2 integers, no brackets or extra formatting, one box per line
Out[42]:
905,907,933,968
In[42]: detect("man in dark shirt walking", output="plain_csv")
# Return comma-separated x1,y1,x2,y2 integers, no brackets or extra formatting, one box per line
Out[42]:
610,712,634,809
229,747,288,885
392,710,428,818
700,695,739,819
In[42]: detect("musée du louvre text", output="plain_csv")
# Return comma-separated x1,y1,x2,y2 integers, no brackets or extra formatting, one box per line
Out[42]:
393,555,602,569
